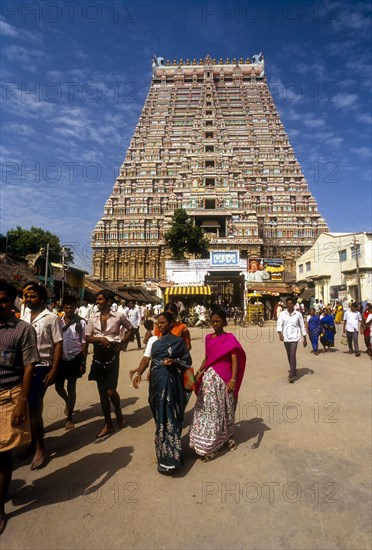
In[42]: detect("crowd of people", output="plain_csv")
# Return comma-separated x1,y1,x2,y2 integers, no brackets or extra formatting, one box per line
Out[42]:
1,278,371,535
277,297,371,383
0,281,247,533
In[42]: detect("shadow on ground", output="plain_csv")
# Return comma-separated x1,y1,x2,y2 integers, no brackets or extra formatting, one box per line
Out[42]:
10,447,134,521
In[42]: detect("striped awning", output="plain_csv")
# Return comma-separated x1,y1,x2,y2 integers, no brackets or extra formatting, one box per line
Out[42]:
165,285,212,297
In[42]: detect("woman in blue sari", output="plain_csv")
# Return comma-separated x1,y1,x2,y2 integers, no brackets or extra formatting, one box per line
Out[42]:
307,308,321,355
133,312,191,474
320,308,336,352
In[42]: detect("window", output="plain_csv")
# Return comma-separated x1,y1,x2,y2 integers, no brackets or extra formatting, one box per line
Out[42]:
306,261,311,272
339,249,347,262
298,264,304,274
351,244,361,259
206,110,212,115
205,132,214,138
205,160,215,167
205,145,214,152
206,120,213,126
205,178,215,187
205,199,216,209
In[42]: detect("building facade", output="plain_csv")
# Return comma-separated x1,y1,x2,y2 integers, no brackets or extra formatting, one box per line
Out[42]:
296,232,372,304
92,54,328,286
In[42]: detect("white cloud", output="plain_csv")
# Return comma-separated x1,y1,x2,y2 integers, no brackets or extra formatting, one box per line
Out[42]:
0,19,18,37
325,137,344,147
331,9,372,33
294,62,326,80
332,93,358,109
3,45,48,67
350,147,372,158
357,113,372,124
46,70,65,80
5,123,35,137
302,113,326,129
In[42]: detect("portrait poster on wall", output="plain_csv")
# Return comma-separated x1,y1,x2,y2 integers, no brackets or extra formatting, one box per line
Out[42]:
247,258,284,282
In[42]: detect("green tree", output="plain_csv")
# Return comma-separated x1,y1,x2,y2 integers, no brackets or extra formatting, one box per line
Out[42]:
165,209,210,260
0,226,73,264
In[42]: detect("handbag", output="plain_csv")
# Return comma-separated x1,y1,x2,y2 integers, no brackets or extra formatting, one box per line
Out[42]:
340,333,348,346
183,367,196,392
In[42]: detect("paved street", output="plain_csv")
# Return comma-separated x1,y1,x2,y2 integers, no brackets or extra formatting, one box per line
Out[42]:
3,323,371,550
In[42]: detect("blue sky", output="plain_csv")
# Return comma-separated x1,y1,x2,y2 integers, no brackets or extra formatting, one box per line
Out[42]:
1,0,371,272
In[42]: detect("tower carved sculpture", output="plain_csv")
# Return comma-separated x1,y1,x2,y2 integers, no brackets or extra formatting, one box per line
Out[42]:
92,55,328,283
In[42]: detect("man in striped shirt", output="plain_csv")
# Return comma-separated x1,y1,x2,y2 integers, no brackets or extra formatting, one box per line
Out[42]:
0,280,39,535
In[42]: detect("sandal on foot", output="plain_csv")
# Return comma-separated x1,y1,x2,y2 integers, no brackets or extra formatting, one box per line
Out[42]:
201,450,219,462
227,438,237,451
96,427,114,439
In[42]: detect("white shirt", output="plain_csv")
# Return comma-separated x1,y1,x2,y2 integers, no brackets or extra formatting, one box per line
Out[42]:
343,310,362,331
246,270,270,282
366,314,372,343
143,335,158,358
86,310,132,342
78,304,92,321
277,309,307,342
61,315,87,361
22,308,63,367
125,307,141,329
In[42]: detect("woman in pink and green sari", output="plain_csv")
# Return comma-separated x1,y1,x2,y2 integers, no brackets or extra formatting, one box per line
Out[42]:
189,309,246,461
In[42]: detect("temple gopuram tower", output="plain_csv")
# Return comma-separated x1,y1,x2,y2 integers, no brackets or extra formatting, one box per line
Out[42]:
92,54,328,284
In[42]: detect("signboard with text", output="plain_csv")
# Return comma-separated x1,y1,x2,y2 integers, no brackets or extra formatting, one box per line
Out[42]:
247,258,284,282
210,251,239,267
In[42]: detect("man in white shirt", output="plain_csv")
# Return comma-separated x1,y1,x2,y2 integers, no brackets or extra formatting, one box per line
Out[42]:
55,295,87,430
117,300,126,315
78,300,92,321
21,284,63,469
247,259,270,282
123,300,142,350
343,303,362,356
277,298,307,382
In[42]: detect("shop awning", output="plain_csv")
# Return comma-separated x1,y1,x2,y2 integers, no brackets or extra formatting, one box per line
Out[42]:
247,284,294,296
165,285,212,297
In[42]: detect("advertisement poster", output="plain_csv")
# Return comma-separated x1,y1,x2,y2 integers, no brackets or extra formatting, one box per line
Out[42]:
247,258,284,282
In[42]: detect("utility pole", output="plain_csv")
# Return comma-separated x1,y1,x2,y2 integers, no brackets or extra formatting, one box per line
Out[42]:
352,235,362,301
61,247,66,301
44,242,49,286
